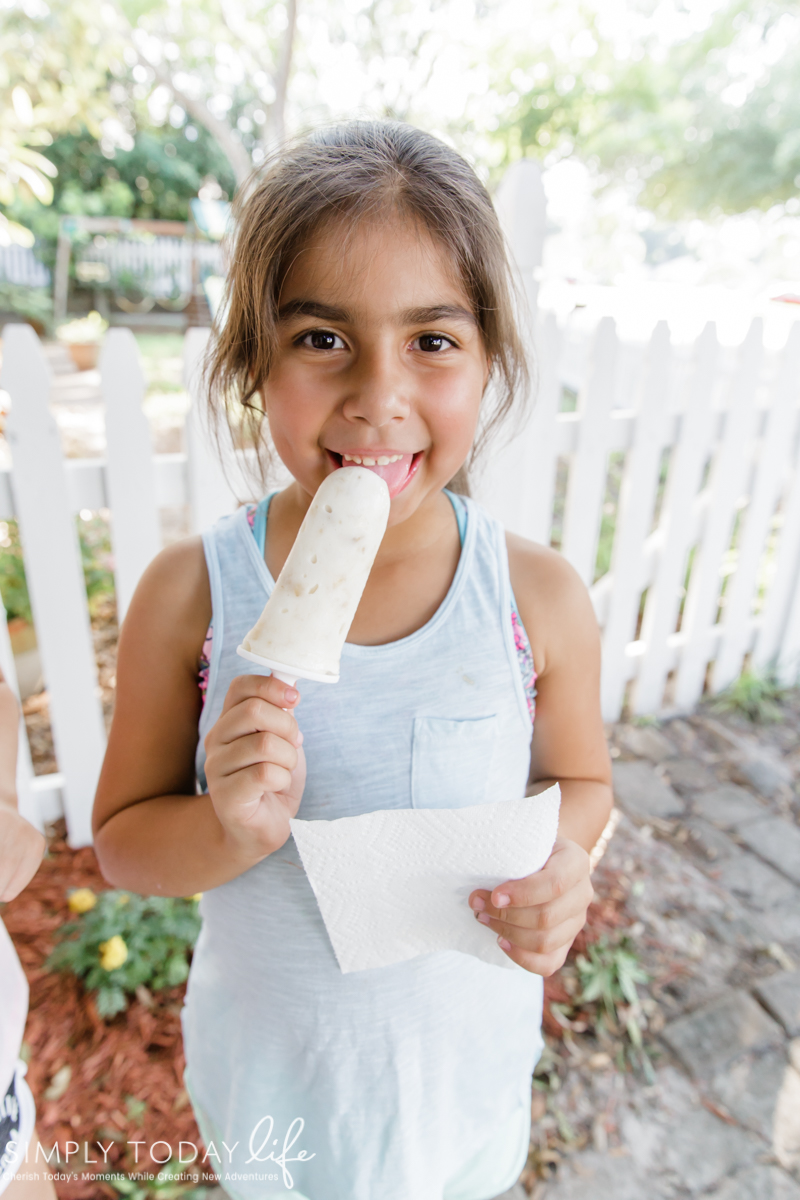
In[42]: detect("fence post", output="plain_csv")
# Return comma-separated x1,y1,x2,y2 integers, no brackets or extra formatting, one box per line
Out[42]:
561,317,618,585
1,324,106,847
184,327,242,533
713,324,800,691
673,320,764,711
101,329,162,620
634,323,719,714
601,321,672,720
753,387,800,677
495,157,547,319
0,591,40,831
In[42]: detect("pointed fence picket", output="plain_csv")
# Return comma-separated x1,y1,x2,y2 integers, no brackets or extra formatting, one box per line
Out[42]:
713,325,800,691
3,161,800,841
673,321,765,710
600,322,673,719
1,324,107,846
633,324,720,715
102,328,161,620
561,317,618,586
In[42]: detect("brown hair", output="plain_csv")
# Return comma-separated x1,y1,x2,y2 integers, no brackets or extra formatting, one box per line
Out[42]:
205,119,530,494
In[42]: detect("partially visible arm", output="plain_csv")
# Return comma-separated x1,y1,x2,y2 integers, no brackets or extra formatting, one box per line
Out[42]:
0,669,47,901
466,537,612,976
508,534,613,852
93,537,305,897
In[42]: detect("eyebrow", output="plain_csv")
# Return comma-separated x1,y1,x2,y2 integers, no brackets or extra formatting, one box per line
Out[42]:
277,299,478,327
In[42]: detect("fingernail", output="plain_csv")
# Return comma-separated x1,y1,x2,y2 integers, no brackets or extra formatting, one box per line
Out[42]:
471,896,486,912
477,913,492,926
494,893,510,908
284,687,299,703
295,730,304,746
498,937,511,951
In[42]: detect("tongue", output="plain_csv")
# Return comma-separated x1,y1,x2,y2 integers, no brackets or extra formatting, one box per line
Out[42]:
343,455,414,498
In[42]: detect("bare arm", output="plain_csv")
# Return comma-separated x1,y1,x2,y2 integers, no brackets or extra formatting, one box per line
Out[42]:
508,534,613,851
467,536,612,976
92,538,305,896
0,668,47,900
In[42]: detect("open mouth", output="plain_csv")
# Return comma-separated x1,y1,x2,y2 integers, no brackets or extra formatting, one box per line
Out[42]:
325,449,424,498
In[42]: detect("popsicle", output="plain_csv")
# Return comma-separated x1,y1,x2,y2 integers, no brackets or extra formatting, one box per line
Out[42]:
237,467,391,685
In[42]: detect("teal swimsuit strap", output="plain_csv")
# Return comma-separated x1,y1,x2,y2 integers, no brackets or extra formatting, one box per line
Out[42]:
443,489,467,548
252,492,277,557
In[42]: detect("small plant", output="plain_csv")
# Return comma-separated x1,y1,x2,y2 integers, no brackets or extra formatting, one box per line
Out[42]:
0,515,115,625
710,669,786,723
48,889,201,1018
56,310,108,343
575,933,649,1048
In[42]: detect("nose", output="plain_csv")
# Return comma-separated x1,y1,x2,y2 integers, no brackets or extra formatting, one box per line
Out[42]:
340,343,410,428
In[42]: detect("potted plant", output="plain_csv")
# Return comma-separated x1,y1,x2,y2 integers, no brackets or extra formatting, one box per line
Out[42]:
56,310,108,370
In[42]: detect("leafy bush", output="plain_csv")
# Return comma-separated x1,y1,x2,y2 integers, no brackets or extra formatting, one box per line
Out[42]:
0,282,53,327
0,514,115,624
710,669,787,723
48,889,201,1018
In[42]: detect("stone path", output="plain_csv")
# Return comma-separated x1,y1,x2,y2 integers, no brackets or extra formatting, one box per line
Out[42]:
535,703,800,1199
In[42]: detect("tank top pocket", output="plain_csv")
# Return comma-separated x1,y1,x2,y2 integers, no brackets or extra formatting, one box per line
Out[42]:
410,714,499,809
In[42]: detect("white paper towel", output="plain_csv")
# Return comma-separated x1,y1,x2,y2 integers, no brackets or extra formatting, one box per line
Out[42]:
290,783,561,973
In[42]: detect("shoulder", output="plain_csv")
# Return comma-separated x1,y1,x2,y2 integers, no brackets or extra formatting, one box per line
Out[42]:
122,536,211,664
505,532,600,679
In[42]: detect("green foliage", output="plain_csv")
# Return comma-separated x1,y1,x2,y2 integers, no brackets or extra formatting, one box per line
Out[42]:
710,669,787,724
0,283,52,325
0,520,33,623
0,514,115,624
47,890,201,1018
576,933,649,1047
5,124,236,277
490,0,800,218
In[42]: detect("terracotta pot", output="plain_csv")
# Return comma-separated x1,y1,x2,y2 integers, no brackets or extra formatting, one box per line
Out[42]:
67,342,100,371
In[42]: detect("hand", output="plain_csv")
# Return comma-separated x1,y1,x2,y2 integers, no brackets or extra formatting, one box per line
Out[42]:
468,836,593,976
204,674,306,862
0,806,46,901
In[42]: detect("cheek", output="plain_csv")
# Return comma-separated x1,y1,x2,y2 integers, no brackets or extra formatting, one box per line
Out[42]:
424,375,483,454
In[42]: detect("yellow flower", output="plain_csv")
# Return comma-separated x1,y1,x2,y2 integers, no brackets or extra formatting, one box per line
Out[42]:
188,894,202,902
68,888,97,914
99,935,128,971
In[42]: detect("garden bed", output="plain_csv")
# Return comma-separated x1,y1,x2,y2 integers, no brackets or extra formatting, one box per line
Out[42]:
2,823,218,1198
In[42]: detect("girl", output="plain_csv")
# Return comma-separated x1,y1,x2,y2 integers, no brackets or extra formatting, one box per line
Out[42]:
93,121,612,1200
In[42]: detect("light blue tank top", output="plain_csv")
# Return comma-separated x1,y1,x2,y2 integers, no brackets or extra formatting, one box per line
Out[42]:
182,492,543,1200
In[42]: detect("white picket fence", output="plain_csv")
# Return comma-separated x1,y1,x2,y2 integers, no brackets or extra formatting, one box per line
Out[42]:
1,161,800,847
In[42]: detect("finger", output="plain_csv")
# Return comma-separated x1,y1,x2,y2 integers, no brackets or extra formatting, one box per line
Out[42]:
212,696,302,747
496,937,571,978
221,674,301,717
223,759,295,798
489,841,590,910
470,886,589,933
208,731,299,778
476,913,584,958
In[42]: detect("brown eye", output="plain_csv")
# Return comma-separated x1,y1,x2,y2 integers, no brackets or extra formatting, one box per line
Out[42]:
415,334,453,352
299,330,345,350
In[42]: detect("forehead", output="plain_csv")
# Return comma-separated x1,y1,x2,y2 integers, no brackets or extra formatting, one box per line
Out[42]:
279,212,472,317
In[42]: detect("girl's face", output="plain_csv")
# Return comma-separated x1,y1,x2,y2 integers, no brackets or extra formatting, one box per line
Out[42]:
261,212,490,525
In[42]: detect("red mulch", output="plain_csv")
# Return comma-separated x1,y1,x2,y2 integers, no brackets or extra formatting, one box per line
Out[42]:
2,823,218,1198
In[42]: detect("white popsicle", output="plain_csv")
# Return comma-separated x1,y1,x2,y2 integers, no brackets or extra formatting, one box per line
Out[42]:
237,467,391,684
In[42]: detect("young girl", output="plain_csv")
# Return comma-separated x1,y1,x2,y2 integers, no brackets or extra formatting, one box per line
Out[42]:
93,121,612,1200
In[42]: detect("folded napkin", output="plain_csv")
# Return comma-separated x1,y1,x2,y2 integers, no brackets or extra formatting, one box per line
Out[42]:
290,784,560,973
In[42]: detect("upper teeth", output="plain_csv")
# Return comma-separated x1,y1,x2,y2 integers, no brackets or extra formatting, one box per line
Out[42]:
342,453,404,466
